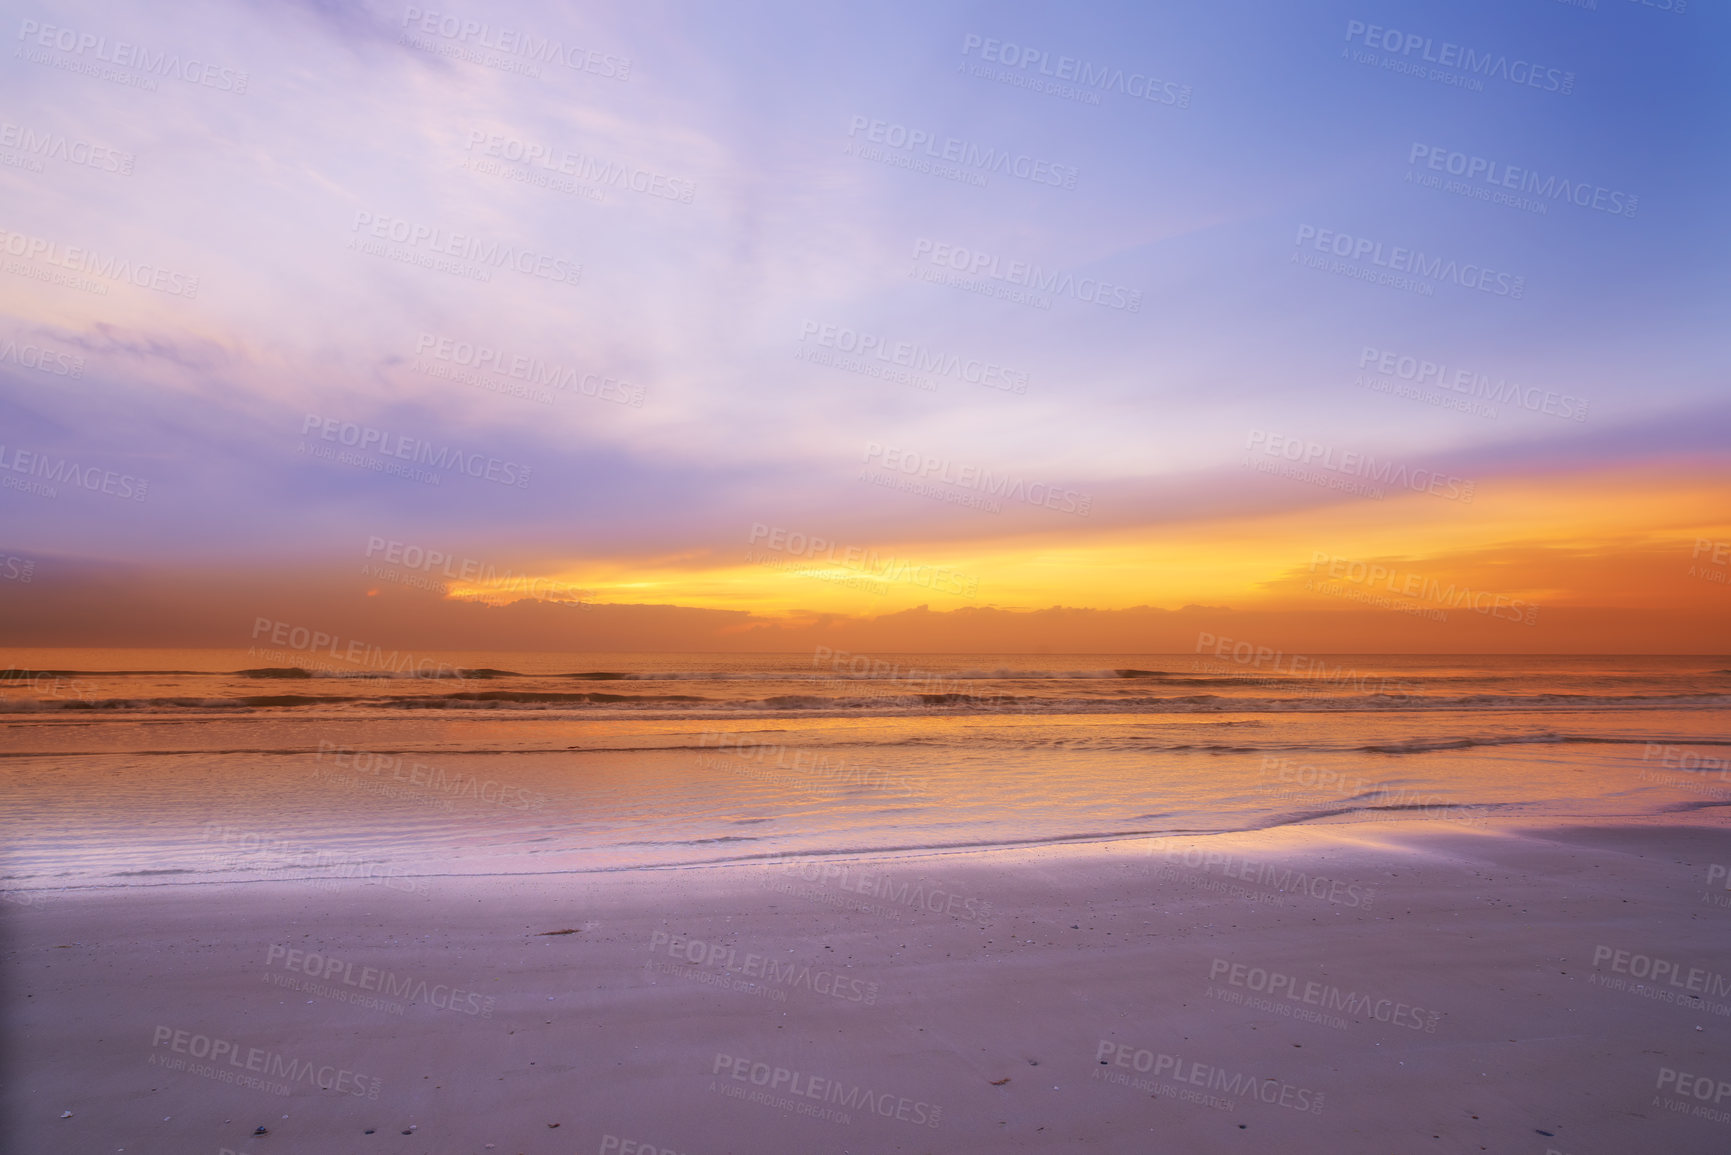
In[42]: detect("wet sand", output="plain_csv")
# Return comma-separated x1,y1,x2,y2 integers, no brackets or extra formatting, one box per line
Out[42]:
7,818,1731,1154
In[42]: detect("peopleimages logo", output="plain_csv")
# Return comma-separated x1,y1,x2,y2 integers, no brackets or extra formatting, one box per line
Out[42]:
647,931,881,1004
316,741,548,812
0,444,149,500
1591,944,1731,997
400,7,631,78
348,211,581,286
911,238,1141,312
363,536,586,604
1655,1066,1731,1125
863,442,1091,516
759,855,993,921
1245,430,1475,502
712,1053,943,1128
413,332,644,406
746,524,979,598
1407,144,1636,219
1343,20,1574,95
1147,838,1378,909
264,944,496,1016
16,18,250,93
463,130,694,203
150,1026,380,1097
960,33,1191,107
845,115,1079,190
1208,958,1441,1031
798,321,1028,394
1294,225,1524,299
700,732,929,797
248,617,468,680
1357,346,1587,422
0,117,133,175
1308,551,1538,625
300,415,533,488
0,336,85,377
0,226,199,298
1092,1040,1325,1114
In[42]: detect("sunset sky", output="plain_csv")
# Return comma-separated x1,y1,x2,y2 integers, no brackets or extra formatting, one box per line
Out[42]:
3,0,1728,651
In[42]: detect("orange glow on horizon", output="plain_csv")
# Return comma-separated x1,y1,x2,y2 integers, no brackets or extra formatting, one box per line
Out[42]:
438,465,1731,624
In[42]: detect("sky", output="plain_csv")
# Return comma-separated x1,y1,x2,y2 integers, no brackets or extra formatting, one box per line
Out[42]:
1,0,1728,652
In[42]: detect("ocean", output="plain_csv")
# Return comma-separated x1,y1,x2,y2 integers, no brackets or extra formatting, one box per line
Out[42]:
3,650,1728,890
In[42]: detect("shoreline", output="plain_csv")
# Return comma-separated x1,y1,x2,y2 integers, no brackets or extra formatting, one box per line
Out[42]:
9,810,1731,894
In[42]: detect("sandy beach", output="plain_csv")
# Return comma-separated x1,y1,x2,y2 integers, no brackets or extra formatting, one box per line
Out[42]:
9,816,1731,1154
